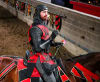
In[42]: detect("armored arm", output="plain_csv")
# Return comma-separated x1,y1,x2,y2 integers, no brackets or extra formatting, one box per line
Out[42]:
29,26,43,52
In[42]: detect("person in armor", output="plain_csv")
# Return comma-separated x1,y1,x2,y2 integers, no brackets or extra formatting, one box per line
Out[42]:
27,5,62,82
29,5,50,53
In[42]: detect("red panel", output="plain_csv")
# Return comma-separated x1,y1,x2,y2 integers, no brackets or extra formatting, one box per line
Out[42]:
21,78,31,82
17,59,27,70
70,1,100,17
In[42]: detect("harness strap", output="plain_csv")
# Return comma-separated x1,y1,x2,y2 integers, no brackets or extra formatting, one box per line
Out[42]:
0,61,17,80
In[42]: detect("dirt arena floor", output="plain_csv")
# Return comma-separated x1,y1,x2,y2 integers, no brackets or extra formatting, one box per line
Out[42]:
0,6,72,60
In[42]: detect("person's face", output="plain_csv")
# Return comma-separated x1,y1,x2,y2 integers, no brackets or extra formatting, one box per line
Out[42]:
40,10,48,21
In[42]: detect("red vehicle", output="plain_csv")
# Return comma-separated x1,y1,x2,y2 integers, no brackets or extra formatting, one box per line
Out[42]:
69,0,100,17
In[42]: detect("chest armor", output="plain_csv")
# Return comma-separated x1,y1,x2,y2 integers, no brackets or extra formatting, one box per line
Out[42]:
37,25,49,40
28,25,49,43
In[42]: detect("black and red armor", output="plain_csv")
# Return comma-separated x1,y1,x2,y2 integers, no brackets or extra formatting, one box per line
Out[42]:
28,25,49,43
28,4,51,53
26,5,61,82
28,24,50,53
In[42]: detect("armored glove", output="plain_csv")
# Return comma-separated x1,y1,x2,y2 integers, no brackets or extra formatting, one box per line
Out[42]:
50,30,58,40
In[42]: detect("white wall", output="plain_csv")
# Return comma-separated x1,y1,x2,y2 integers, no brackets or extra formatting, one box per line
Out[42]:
37,0,51,3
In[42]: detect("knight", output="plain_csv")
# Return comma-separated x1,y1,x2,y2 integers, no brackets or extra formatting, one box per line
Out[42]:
25,4,63,82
